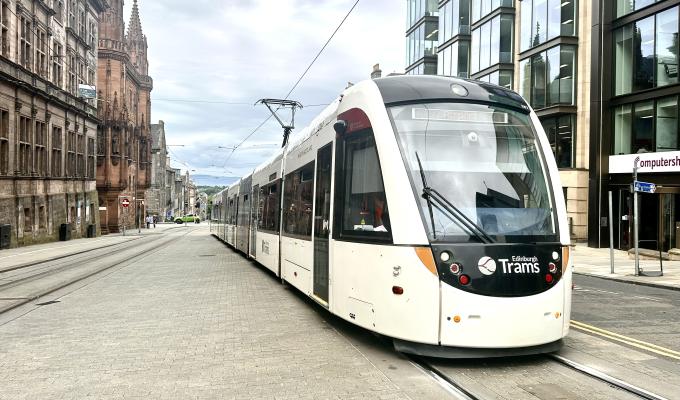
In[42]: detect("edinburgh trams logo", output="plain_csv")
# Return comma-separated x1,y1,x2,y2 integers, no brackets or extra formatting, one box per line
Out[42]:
477,256,497,275
478,256,541,275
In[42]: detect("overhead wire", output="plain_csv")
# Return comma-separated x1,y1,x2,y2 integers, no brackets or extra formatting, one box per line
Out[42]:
220,0,361,168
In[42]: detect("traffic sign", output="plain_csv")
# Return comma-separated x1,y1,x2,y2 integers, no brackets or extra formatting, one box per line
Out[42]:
121,198,130,207
634,181,656,193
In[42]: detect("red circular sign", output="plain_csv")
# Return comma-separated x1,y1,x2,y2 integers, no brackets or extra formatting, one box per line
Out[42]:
121,198,130,207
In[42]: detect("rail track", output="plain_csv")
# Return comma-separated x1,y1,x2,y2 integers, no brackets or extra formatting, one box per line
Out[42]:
408,352,670,400
0,227,196,315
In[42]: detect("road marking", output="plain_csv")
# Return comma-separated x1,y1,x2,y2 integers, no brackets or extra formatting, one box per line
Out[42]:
571,320,680,361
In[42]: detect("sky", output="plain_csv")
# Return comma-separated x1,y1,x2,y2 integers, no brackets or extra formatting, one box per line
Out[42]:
123,0,407,186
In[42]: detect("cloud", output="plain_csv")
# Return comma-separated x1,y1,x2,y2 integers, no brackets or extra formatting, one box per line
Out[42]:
126,0,406,182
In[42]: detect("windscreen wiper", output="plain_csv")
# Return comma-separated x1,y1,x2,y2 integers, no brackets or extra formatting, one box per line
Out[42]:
415,152,494,244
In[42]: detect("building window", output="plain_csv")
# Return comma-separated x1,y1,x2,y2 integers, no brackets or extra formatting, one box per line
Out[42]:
282,162,314,239
89,21,96,48
617,0,658,18
407,21,438,68
35,121,47,176
54,0,64,23
614,8,679,96
520,0,576,52
440,0,471,45
19,16,32,70
0,109,8,175
87,137,94,179
36,29,48,78
477,69,513,89
68,0,76,29
78,8,86,38
470,14,512,74
68,53,77,94
613,96,680,155
18,116,32,175
471,0,512,24
52,126,62,176
77,133,84,177
67,130,75,177
24,207,32,232
407,0,439,27
519,45,575,109
52,42,63,87
1,1,10,57
541,114,575,168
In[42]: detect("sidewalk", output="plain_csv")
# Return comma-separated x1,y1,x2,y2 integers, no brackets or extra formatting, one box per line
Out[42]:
0,223,182,270
572,243,680,290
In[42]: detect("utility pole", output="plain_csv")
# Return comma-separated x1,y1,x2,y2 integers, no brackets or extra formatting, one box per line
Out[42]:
256,99,303,147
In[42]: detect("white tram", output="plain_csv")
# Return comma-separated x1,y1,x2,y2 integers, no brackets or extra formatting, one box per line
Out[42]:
210,76,572,357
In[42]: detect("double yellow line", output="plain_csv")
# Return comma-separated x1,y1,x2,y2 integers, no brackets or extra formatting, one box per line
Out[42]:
571,320,680,361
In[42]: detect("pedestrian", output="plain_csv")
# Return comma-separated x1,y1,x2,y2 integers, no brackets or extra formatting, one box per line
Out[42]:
145,215,151,229
152,215,157,228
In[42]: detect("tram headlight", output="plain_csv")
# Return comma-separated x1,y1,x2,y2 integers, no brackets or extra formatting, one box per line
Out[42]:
551,251,560,261
440,251,452,262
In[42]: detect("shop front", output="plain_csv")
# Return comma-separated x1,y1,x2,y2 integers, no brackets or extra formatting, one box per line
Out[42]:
608,152,680,252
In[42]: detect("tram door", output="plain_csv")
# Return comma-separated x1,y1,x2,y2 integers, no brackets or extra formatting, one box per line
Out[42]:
313,144,332,304
250,185,259,257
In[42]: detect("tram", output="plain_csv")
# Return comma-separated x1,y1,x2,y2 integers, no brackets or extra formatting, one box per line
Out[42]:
210,75,572,357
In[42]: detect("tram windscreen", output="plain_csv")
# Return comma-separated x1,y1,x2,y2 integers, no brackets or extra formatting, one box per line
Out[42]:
388,103,558,243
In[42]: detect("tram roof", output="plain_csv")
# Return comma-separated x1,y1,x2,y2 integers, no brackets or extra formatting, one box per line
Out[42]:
373,75,530,113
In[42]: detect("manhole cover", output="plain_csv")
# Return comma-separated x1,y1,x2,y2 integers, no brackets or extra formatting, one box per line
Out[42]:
36,300,60,306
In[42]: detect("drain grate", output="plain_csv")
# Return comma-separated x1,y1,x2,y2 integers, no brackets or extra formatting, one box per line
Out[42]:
198,254,216,257
36,300,61,306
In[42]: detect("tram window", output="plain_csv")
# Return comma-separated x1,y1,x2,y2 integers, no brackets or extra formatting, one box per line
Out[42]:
283,162,314,239
258,180,281,233
336,130,391,241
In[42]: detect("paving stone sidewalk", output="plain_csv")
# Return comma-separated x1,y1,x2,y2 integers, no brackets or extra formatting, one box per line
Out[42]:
0,227,443,400
572,243,680,290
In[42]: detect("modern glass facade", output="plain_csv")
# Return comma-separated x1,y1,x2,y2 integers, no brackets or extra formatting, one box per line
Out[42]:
518,0,578,169
519,45,576,109
470,14,513,74
405,0,440,74
614,7,678,95
589,0,680,252
519,0,576,52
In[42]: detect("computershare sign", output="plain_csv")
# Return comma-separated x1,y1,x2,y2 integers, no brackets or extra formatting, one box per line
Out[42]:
609,151,680,174
78,84,96,99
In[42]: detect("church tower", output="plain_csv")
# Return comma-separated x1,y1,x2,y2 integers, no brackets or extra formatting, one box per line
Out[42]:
126,0,149,76
99,0,125,42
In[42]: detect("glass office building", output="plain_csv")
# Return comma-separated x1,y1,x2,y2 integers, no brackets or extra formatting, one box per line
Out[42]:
590,0,680,252
404,0,591,242
406,0,440,74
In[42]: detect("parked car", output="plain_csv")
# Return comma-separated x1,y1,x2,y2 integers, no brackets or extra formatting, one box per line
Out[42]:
175,214,200,224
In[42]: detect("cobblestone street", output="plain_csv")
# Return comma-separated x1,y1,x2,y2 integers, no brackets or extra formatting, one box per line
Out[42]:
0,227,445,400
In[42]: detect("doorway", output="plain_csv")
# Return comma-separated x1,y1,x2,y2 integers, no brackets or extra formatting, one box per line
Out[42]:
313,144,332,304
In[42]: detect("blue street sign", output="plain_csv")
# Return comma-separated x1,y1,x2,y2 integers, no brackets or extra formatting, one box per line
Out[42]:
634,181,657,193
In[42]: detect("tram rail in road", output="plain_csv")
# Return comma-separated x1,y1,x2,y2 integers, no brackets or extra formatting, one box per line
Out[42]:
411,352,671,400
0,227,196,315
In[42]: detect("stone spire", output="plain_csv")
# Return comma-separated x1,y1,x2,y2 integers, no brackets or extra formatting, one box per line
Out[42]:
127,0,144,41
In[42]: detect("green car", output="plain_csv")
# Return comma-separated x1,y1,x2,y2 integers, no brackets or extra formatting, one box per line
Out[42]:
175,214,200,224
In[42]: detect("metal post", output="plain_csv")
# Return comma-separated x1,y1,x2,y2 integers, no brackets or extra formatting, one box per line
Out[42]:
634,159,640,276
609,191,614,274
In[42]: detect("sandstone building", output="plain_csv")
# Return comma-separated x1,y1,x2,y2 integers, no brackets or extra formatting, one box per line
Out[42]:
96,0,152,233
145,119,171,221
0,0,107,248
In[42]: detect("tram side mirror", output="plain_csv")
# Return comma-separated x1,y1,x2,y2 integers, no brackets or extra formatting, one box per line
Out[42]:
334,120,347,135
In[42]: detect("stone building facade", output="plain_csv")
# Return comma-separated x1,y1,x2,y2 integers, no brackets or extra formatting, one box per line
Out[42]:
96,0,152,233
0,0,107,248
144,120,170,220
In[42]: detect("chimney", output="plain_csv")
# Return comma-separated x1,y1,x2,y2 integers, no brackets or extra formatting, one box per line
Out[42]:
371,63,382,79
